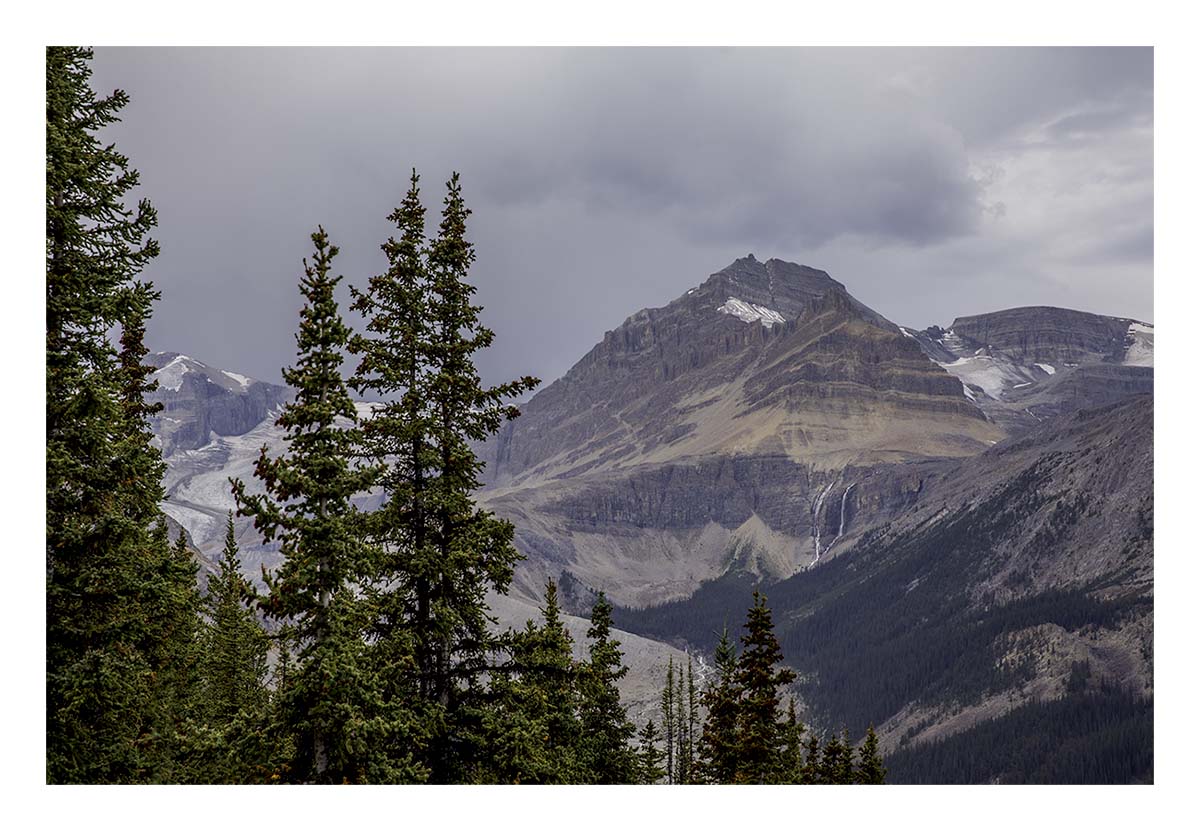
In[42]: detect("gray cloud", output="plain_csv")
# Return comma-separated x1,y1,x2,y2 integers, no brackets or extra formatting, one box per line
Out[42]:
88,47,1152,389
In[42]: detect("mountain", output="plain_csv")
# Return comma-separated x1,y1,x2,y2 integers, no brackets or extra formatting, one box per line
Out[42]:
901,306,1153,432
481,255,998,488
147,352,290,456
477,255,1012,607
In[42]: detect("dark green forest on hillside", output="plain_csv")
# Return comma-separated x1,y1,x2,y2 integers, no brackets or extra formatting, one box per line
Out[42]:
885,684,1152,784
614,444,1153,783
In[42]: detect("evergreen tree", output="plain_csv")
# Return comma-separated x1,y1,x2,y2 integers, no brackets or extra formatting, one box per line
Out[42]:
46,46,201,783
685,658,699,783
803,732,823,784
232,228,412,784
199,514,269,731
855,725,887,784
733,592,796,784
661,658,675,784
780,699,806,784
158,527,206,764
577,593,638,783
835,729,856,784
697,625,741,784
637,720,666,784
475,581,580,783
674,663,687,783
531,581,582,778
819,732,844,784
349,171,538,780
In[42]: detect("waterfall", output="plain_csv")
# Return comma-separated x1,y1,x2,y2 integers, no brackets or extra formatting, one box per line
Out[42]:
838,483,856,538
811,480,836,563
816,480,854,564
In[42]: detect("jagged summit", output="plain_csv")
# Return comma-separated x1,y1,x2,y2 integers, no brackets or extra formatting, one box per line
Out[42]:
612,255,889,339
479,255,999,495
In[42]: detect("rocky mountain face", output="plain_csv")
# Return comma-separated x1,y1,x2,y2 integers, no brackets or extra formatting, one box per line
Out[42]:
477,256,1008,606
482,255,995,487
147,352,290,456
901,306,1153,432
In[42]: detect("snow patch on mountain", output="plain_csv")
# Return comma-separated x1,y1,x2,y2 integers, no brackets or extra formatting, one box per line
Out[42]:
938,355,1038,400
718,297,786,327
1124,322,1154,367
154,354,195,391
1035,363,1056,375
222,369,253,389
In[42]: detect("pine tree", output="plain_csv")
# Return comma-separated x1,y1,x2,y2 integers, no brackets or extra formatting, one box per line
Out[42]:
637,720,666,784
349,171,538,780
855,725,887,784
733,592,797,784
697,625,741,784
47,46,201,783
232,227,409,784
577,593,638,783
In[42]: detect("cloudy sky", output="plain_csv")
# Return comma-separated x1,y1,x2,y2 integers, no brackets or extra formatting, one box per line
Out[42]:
89,47,1153,389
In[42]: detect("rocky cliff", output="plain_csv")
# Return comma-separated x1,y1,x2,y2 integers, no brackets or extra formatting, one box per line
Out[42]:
901,306,1153,432
474,256,1016,605
147,352,291,456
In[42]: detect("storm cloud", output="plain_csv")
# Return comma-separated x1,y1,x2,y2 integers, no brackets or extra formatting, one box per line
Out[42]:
89,47,1152,390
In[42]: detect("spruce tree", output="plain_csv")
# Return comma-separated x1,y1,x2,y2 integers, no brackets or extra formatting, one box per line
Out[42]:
200,513,269,728
734,592,797,784
835,729,856,784
349,171,538,780
475,581,580,783
856,725,887,784
232,228,410,784
674,664,687,783
686,658,699,783
803,732,823,784
637,720,666,784
47,46,201,783
577,593,638,783
661,658,675,784
158,527,206,772
781,699,806,784
697,625,741,784
533,581,582,779
819,732,844,784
